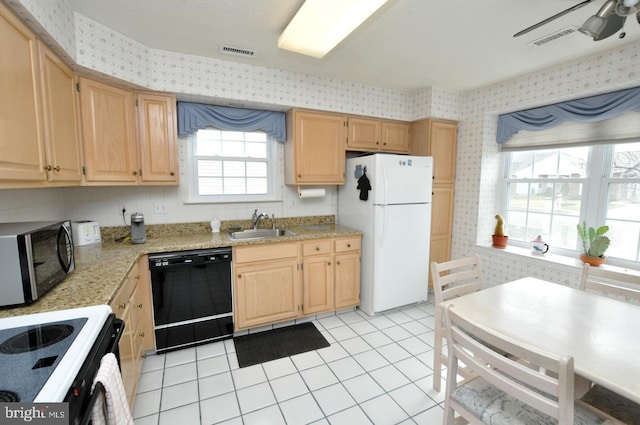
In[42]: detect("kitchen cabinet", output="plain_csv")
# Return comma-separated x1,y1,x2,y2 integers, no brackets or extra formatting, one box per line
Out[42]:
334,237,361,309
233,242,301,330
0,3,44,183
109,256,153,408
409,119,457,284
302,240,334,315
78,77,178,185
233,235,361,331
346,117,410,153
38,42,83,183
136,92,179,184
285,109,346,185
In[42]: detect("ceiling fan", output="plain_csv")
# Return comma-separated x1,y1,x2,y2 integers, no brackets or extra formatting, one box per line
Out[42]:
514,0,640,41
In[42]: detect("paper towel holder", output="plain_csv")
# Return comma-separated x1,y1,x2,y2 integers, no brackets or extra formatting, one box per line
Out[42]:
297,185,326,199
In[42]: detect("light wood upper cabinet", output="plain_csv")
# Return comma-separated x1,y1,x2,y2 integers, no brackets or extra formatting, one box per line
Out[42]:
380,121,410,153
285,109,346,185
0,3,46,182
38,42,82,182
136,92,178,184
347,117,380,151
410,119,457,184
79,77,138,183
346,117,410,153
78,77,179,185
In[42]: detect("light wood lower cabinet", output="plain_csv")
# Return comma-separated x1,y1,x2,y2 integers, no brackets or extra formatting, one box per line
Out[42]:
233,236,361,331
109,256,152,409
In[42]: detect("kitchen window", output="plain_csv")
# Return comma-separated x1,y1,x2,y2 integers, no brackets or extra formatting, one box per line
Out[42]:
188,128,279,203
502,142,640,264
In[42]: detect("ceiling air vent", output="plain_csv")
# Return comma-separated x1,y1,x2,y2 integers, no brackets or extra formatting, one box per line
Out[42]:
529,26,579,46
219,45,257,58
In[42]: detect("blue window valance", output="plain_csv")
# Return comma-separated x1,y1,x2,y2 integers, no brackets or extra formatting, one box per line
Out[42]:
177,102,286,142
497,86,640,144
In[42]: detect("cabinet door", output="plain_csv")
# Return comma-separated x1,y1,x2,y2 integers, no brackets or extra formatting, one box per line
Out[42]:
79,77,138,183
334,252,360,309
431,186,454,240
302,253,333,315
287,110,345,184
428,120,457,184
0,4,46,181
381,121,409,153
38,42,82,182
136,92,178,184
346,117,380,151
234,258,300,330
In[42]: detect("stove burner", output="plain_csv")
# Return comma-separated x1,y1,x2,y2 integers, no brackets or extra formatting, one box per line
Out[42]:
0,390,20,402
0,324,74,354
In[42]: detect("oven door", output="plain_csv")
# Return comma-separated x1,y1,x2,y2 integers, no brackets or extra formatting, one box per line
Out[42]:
65,315,123,425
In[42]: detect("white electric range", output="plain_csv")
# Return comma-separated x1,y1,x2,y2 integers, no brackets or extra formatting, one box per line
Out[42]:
0,305,118,424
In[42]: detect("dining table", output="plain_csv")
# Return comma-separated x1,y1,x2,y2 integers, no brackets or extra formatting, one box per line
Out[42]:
441,276,640,404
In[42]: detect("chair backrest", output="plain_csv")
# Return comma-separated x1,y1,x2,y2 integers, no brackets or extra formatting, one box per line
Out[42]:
431,254,483,305
579,263,640,302
444,304,576,424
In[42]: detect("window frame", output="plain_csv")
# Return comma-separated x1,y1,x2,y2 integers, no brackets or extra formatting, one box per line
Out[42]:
185,129,281,204
500,144,640,268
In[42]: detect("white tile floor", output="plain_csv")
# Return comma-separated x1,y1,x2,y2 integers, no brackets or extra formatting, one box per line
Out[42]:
132,298,445,425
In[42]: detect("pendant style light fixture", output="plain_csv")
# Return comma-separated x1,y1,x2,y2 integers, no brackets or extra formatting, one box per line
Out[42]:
579,0,617,37
278,0,389,58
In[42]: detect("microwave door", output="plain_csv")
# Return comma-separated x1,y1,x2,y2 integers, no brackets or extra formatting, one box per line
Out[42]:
57,224,74,273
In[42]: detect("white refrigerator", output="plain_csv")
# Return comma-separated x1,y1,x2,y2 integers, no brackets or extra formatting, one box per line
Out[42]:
338,153,432,316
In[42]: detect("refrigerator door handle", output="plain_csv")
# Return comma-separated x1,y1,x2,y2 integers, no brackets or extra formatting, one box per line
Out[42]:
381,163,388,205
379,207,386,248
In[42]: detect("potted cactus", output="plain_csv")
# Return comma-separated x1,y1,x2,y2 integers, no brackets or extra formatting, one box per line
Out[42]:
576,222,610,267
492,214,509,249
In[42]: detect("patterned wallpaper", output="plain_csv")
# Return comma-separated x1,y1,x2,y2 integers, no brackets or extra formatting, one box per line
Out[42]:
3,0,640,287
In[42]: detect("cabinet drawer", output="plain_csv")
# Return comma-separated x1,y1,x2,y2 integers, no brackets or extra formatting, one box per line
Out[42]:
110,263,139,313
302,239,331,256
335,237,361,253
234,242,298,263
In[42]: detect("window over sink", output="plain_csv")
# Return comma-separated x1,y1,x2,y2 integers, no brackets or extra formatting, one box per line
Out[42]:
187,128,280,203
501,142,640,266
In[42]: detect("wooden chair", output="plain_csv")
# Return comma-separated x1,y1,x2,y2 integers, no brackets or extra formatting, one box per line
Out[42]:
442,304,612,425
430,255,483,392
577,263,640,424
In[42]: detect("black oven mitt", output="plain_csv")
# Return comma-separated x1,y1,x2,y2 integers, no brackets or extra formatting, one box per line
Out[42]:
357,172,371,201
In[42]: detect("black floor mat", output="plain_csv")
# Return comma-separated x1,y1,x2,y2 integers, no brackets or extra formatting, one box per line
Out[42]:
234,322,330,368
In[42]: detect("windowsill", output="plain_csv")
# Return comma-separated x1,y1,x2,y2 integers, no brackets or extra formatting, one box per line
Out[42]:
473,244,640,276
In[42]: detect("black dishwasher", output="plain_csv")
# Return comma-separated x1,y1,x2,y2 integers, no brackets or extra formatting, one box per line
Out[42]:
148,247,233,352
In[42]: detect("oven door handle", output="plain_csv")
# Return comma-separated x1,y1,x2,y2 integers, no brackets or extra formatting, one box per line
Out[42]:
77,318,125,425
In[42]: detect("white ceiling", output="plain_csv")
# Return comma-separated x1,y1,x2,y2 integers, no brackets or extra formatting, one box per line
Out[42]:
66,0,640,93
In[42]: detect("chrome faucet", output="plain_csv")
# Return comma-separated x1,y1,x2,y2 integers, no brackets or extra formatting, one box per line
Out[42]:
252,209,270,229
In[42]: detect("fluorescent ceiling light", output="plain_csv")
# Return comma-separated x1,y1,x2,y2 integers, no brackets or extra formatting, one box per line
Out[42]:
278,0,389,58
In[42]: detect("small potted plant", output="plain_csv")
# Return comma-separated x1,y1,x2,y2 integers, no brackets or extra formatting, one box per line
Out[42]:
492,214,508,249
576,222,610,267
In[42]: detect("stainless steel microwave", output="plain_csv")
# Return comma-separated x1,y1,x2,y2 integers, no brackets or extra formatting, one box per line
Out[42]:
0,220,75,306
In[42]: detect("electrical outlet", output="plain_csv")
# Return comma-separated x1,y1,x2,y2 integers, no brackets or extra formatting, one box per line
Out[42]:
119,204,128,216
153,202,167,214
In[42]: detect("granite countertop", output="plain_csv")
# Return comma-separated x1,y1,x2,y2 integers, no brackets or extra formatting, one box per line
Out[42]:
0,216,361,318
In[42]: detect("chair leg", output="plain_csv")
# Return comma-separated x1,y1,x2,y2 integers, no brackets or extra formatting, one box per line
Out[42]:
433,313,443,392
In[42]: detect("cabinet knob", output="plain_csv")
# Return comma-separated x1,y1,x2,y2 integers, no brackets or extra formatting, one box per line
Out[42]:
119,303,126,309
328,262,331,266
138,303,143,308
135,275,141,280
315,246,320,251
237,274,242,279
298,174,302,178
347,244,351,248
337,261,341,265
44,165,52,171
132,170,138,176
53,165,60,172
140,332,145,337
170,171,175,176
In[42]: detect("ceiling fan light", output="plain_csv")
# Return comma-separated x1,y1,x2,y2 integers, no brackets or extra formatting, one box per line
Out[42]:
579,15,608,36
278,0,389,58
615,0,640,15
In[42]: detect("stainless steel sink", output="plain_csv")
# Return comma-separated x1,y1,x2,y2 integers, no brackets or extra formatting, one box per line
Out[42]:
226,228,297,240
